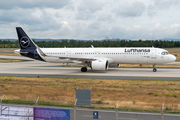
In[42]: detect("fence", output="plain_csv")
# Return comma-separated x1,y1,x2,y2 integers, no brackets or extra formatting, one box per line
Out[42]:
1,104,180,120
1,95,180,120
71,100,180,120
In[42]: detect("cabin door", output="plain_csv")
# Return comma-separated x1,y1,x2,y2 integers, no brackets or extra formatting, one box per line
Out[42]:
151,49,157,59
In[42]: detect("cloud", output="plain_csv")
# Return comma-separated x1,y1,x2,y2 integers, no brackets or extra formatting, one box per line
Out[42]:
155,23,161,28
88,22,101,30
0,0,180,40
169,23,180,36
61,21,73,30
76,0,104,20
0,8,61,31
113,1,146,18
147,4,157,16
97,14,115,23
153,0,180,9
0,0,71,10
134,25,141,29
75,10,94,20
170,23,180,28
77,0,103,13
147,0,180,16
0,9,41,25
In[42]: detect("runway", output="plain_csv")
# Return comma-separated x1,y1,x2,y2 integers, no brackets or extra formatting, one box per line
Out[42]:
0,60,180,80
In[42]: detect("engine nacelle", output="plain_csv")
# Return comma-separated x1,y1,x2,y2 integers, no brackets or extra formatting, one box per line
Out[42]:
109,64,120,68
91,60,108,70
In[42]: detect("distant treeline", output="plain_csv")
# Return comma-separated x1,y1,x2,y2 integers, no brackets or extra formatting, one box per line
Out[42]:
0,39,180,48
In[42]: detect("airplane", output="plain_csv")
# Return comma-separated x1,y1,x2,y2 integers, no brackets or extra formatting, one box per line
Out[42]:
14,27,176,72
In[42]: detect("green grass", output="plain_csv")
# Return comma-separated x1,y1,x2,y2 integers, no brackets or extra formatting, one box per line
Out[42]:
113,85,119,88
169,83,176,85
95,100,103,104
4,87,8,90
154,93,159,96
96,92,102,97
2,78,12,81
2,99,73,107
173,94,178,97
44,83,55,86
164,94,170,97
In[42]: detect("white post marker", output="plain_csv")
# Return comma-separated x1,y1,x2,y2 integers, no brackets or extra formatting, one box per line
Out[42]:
72,99,77,120
115,101,119,120
161,103,164,120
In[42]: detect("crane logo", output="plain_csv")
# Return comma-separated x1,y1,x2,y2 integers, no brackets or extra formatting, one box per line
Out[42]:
20,36,30,48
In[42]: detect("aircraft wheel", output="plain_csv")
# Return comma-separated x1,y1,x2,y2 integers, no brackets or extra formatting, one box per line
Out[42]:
81,67,87,72
153,68,157,72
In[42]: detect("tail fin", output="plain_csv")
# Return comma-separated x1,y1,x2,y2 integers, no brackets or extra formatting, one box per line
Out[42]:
16,27,45,61
16,27,37,49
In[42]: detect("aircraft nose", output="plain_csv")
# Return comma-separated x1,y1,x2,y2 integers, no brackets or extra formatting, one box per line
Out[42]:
171,55,176,62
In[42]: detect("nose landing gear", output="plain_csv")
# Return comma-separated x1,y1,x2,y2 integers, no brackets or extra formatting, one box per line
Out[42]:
153,68,157,72
153,65,157,72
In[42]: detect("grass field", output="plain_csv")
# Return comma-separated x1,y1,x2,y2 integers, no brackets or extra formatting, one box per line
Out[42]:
0,48,20,56
0,48,16,52
1,76,180,112
166,48,180,53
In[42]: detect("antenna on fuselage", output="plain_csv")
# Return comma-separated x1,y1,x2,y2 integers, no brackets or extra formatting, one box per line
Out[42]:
91,45,94,48
64,46,66,48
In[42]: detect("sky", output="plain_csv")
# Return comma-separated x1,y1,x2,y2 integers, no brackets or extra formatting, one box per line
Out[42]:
0,0,180,40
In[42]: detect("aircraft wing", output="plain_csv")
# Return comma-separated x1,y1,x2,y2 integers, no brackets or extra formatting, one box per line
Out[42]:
46,55,97,61
46,55,114,63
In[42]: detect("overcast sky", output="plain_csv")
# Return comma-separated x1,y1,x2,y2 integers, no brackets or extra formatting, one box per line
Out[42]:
0,0,180,40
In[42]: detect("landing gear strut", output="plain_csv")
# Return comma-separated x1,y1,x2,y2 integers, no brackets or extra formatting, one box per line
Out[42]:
153,65,157,72
81,67,87,72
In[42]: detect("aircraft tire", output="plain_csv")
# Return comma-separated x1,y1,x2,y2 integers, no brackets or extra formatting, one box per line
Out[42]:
153,68,157,72
81,67,87,72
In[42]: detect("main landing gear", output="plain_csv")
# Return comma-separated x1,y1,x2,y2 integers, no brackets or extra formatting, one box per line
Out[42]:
81,67,87,72
153,65,157,72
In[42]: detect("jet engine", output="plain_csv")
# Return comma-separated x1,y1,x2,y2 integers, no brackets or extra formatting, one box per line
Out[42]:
91,60,108,70
109,64,120,68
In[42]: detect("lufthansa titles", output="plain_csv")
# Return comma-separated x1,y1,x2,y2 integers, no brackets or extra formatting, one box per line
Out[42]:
125,49,150,52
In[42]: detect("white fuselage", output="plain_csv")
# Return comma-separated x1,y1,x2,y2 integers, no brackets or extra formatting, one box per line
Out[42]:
38,47,176,64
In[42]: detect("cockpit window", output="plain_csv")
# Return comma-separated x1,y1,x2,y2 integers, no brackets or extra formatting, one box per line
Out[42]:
161,51,169,55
